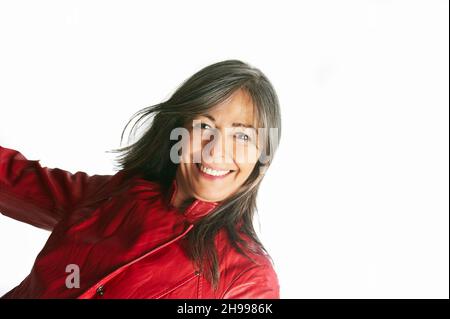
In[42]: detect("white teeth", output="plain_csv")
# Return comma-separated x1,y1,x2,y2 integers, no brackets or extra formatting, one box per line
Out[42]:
199,164,230,176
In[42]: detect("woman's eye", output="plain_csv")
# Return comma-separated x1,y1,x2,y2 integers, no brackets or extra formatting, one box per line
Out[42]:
235,132,250,141
194,123,212,130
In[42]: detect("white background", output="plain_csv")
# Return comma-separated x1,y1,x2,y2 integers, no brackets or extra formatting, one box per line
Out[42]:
0,0,448,298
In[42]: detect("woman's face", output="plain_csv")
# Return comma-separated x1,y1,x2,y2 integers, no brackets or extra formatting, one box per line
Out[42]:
175,89,262,204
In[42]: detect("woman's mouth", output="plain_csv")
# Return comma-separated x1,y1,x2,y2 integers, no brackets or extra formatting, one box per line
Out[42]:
195,163,234,179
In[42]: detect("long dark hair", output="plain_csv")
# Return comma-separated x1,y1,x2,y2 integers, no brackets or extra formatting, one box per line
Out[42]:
110,59,281,290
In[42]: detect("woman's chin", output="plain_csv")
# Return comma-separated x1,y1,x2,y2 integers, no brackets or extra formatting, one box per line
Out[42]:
192,189,227,203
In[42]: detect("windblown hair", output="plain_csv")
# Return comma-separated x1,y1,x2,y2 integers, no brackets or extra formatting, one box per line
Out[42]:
111,59,281,290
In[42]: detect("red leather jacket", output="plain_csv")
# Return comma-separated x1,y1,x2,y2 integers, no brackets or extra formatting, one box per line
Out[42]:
0,145,280,299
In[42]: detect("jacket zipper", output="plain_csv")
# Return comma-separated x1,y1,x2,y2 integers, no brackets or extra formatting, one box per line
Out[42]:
77,223,194,299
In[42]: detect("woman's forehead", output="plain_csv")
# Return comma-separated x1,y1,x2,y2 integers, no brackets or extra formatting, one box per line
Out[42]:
206,89,261,128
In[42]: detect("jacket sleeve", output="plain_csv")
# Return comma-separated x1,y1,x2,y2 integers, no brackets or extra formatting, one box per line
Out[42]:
0,145,114,231
221,264,281,299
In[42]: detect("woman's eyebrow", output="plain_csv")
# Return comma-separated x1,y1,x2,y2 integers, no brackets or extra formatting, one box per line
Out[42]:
200,114,256,130
202,114,216,122
231,123,256,130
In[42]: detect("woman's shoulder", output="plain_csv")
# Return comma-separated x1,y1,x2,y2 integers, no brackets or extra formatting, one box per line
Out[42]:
215,227,280,298
214,231,280,299
220,257,280,298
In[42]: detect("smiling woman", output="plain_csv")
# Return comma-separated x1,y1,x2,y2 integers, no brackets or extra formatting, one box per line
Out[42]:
0,59,282,299
174,88,264,204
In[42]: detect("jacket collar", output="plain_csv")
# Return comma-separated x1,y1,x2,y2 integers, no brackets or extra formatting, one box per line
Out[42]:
166,178,220,223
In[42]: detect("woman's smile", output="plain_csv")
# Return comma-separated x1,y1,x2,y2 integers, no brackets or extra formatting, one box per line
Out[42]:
195,162,236,180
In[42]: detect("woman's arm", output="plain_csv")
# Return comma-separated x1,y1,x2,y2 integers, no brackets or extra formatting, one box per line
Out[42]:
0,145,113,231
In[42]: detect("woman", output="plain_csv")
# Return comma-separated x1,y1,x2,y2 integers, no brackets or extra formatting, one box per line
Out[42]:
0,59,282,299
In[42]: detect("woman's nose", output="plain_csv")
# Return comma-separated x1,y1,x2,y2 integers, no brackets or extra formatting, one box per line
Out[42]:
203,131,234,165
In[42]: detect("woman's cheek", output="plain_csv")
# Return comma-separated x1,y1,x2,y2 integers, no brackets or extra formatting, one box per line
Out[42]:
180,136,201,164
232,161,254,185
234,144,260,165
179,141,191,164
